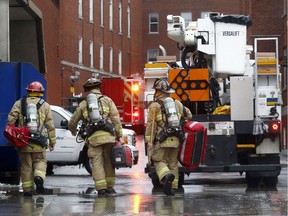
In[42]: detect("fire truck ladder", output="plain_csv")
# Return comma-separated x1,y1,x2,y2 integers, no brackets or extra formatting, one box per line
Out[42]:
254,37,281,120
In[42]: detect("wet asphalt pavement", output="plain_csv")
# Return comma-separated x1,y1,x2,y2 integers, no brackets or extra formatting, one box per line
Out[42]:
0,136,287,215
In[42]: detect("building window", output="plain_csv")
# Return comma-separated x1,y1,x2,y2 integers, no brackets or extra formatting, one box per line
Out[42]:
109,47,113,73
201,12,210,19
78,37,83,64
78,0,83,19
118,50,122,75
147,49,158,62
89,41,94,68
119,0,122,33
109,0,113,30
89,0,93,22
149,13,159,33
181,12,192,27
100,0,104,26
100,44,103,70
127,4,131,37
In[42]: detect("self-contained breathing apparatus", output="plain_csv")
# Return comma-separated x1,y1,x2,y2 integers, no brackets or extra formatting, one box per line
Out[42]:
21,97,47,148
156,97,186,143
77,94,115,141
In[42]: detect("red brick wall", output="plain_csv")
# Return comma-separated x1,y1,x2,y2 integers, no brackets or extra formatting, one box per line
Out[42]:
58,0,143,108
33,0,61,106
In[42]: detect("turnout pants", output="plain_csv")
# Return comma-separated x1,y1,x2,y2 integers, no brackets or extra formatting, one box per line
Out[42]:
152,145,179,189
19,152,47,192
88,143,115,191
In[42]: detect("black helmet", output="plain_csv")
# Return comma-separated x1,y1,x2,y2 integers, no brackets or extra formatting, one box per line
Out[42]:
83,78,102,92
152,78,175,93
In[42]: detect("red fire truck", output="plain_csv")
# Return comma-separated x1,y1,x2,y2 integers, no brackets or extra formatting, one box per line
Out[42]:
101,77,145,134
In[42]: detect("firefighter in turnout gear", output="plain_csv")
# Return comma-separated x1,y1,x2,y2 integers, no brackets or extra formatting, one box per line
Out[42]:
145,78,192,196
6,81,56,196
68,78,123,196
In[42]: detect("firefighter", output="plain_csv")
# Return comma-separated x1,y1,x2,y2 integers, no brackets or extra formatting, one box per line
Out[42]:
6,81,56,196
68,78,123,196
145,78,192,196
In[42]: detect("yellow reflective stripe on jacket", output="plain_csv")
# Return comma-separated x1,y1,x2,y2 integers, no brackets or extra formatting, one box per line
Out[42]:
89,130,111,139
145,135,151,143
38,112,46,121
102,106,109,113
83,110,89,119
156,113,162,121
50,137,56,143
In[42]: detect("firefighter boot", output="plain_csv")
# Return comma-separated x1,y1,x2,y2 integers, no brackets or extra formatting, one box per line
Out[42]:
163,173,175,196
98,189,107,196
34,176,44,194
106,187,116,194
170,188,175,196
23,191,33,197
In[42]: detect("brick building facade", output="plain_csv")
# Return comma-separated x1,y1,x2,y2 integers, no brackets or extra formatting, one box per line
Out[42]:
58,0,143,108
25,0,142,108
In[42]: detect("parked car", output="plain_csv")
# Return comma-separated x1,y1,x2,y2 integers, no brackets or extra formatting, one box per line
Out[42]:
46,105,139,175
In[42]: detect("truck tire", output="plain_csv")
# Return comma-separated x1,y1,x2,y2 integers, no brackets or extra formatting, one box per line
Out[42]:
263,176,278,187
246,172,261,187
178,172,184,188
82,146,92,175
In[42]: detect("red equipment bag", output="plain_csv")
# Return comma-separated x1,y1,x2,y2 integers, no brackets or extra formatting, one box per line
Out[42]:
112,142,133,168
4,124,31,148
178,121,207,170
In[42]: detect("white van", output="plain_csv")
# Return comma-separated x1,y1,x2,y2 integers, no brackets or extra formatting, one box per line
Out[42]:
46,105,139,175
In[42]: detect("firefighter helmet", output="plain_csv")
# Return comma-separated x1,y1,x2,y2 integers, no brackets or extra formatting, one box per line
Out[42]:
83,78,102,92
152,78,175,93
26,81,45,92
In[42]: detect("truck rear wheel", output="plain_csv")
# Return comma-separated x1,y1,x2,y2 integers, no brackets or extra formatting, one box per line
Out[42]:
263,176,278,187
246,173,261,187
246,174,279,188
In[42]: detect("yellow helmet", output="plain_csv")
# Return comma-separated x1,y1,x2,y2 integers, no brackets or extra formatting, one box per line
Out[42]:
152,78,175,93
83,78,102,92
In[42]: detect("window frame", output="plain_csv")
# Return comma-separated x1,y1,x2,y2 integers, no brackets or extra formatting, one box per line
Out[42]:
100,44,104,70
149,13,159,33
109,0,113,30
89,41,94,68
147,49,159,62
78,37,83,65
109,47,113,73
89,0,93,23
78,0,83,19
